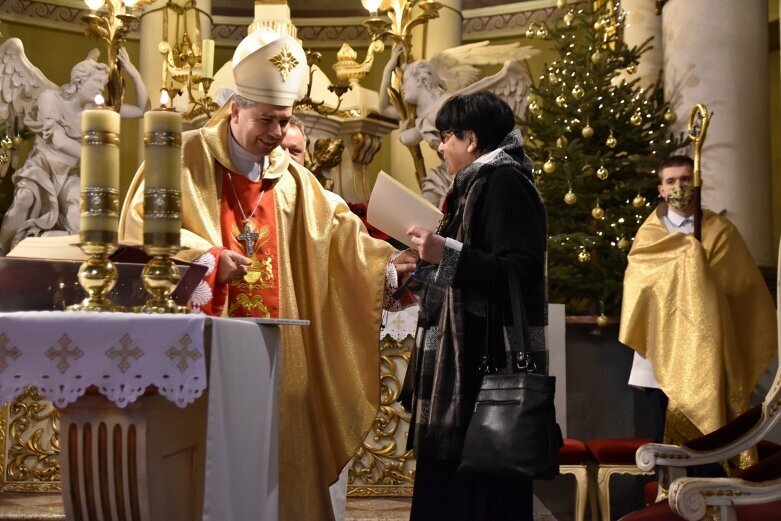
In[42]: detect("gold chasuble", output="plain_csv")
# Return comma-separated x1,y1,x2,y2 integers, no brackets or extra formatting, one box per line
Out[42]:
620,205,776,447
120,117,395,520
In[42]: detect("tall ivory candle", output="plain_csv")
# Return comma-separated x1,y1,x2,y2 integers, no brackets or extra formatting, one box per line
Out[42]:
143,92,183,246
80,94,120,244
201,39,215,79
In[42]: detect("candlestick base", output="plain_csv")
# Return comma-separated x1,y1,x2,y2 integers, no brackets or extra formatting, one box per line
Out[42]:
67,242,125,312
134,244,188,314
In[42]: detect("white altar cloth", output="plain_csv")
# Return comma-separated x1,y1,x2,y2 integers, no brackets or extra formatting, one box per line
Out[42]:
0,311,280,521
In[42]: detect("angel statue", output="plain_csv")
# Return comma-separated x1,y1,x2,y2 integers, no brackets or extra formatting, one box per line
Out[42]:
379,41,539,205
0,39,149,255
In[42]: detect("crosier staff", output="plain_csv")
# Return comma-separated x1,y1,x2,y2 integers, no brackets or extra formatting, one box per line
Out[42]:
687,103,711,241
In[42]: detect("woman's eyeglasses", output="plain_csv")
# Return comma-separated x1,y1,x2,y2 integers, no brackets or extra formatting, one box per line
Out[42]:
439,130,462,144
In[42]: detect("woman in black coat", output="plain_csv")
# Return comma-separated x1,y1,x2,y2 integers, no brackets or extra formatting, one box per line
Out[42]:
402,91,548,520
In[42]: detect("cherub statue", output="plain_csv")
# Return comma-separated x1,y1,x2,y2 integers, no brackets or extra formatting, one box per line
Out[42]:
0,39,149,254
379,41,539,205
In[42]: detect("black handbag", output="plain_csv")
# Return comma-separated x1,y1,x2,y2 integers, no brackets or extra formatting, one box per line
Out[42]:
458,271,563,479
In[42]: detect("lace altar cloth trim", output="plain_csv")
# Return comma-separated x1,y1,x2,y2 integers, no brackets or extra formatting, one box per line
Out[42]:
382,305,418,341
0,311,206,408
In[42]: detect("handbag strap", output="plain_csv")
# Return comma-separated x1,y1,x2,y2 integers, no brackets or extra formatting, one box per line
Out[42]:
480,269,534,374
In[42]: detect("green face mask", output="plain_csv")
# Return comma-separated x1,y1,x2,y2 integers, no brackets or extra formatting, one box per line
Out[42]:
665,185,693,210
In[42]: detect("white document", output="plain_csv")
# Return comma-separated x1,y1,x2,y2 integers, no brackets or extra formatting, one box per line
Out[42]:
367,171,443,249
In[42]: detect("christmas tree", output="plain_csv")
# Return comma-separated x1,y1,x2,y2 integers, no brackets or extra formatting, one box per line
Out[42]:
521,2,685,318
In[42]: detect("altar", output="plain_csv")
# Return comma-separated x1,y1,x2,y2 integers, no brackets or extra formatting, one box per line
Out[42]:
0,311,296,521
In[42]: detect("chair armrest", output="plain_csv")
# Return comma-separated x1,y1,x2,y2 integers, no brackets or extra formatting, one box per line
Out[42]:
668,476,781,521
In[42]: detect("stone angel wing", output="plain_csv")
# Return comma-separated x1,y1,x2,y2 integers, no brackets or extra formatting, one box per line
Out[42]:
0,38,58,133
429,41,539,93
457,60,533,117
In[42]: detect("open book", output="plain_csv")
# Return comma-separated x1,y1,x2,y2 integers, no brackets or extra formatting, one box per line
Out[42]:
367,171,443,249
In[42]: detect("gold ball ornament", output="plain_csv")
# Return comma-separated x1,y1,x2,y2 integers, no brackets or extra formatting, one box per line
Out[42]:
618,237,631,251
0,136,12,150
596,313,609,327
564,190,578,205
591,205,605,219
663,107,677,124
564,10,575,26
528,100,541,114
578,250,591,263
632,194,646,208
581,125,594,138
582,164,595,176
526,26,536,39
630,111,643,126
543,159,557,174
596,165,609,180
556,0,567,8
593,18,603,31
626,63,637,74
556,136,568,148
605,134,617,148
536,25,549,38
12,135,23,147
556,94,567,107
571,84,585,100
591,50,602,65
549,72,560,85
0,150,8,164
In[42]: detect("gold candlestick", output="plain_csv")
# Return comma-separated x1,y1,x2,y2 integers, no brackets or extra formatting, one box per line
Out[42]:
68,95,124,312
135,93,185,313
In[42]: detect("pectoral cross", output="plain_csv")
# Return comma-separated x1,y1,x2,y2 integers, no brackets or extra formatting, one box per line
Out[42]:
237,223,259,256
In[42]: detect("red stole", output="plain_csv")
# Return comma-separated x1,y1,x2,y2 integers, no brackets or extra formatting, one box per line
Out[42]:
219,167,280,318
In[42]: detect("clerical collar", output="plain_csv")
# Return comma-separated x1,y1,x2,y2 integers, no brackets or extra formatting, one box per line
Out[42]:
228,128,268,181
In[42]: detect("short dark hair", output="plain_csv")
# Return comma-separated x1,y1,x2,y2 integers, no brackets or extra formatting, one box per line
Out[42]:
435,91,515,153
658,155,694,181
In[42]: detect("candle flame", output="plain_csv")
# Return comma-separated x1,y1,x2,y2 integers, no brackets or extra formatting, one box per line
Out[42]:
94,94,105,106
160,90,171,108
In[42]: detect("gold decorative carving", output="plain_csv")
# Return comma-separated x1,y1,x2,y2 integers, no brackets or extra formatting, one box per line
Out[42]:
269,46,299,81
0,387,61,492
348,334,415,496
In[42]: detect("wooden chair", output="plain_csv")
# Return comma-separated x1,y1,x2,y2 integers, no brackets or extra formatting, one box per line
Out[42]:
585,437,655,521
619,244,781,521
559,438,599,521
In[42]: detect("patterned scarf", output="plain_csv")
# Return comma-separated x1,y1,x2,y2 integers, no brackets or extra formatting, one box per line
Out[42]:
402,129,547,460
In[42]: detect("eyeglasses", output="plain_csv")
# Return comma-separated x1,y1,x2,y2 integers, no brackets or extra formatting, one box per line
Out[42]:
439,129,462,144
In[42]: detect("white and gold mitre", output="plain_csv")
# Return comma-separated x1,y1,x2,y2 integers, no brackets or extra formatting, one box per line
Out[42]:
232,28,307,107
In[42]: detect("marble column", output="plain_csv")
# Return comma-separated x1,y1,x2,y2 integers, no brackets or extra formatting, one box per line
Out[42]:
662,0,773,266
620,0,663,89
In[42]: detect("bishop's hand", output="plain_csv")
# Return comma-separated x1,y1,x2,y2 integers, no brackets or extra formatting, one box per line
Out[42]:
217,249,252,284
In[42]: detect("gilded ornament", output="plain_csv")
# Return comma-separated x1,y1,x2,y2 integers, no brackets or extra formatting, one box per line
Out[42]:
526,93,536,104
593,19,603,31
596,165,609,180
564,10,575,26
528,101,541,114
269,46,300,81
564,190,577,205
626,63,637,74
632,194,646,208
549,72,560,85
571,84,585,100
543,159,556,174
526,25,537,39
591,204,605,219
578,250,591,263
536,25,549,38
581,125,594,138
0,150,8,164
630,111,643,126
581,164,595,176
663,107,677,124
605,134,617,148
556,0,567,8
1,135,12,149
591,50,601,65
556,94,567,107
596,313,609,327
556,136,568,148
618,237,631,251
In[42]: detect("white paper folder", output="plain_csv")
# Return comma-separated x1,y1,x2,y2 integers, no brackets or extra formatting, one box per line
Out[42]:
367,171,443,249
